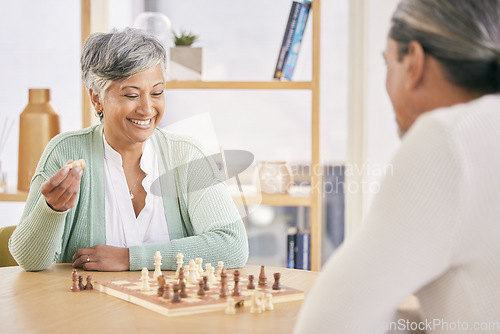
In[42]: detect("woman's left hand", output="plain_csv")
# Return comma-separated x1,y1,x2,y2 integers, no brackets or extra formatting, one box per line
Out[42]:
72,245,130,271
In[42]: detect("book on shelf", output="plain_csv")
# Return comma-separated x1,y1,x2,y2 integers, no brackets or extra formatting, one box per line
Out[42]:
286,226,298,269
290,228,310,271
282,0,312,81
273,1,302,80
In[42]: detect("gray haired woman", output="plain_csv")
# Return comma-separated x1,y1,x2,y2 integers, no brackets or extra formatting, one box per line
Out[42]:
295,1,500,333
10,27,248,272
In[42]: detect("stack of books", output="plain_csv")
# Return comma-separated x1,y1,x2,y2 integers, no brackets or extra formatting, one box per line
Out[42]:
287,226,310,270
274,0,312,81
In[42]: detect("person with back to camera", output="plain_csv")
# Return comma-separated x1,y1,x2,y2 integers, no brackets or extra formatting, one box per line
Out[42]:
9,27,248,272
295,0,500,333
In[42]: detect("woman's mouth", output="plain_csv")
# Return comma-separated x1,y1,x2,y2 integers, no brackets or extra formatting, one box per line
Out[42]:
129,118,152,126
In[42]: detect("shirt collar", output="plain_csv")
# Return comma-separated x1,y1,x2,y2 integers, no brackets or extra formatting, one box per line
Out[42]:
103,133,154,175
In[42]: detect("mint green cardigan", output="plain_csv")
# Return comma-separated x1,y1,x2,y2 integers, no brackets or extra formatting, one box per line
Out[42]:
9,124,248,271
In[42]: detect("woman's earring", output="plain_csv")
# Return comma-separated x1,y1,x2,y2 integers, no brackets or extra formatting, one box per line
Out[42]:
95,108,103,118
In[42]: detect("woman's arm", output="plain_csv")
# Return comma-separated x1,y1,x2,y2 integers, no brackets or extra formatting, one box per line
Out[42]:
9,162,83,271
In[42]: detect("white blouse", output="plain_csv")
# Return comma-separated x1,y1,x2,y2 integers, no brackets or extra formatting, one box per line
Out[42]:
103,135,169,248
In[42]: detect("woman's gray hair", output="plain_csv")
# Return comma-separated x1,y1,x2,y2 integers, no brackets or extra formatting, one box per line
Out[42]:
390,0,500,94
81,27,167,99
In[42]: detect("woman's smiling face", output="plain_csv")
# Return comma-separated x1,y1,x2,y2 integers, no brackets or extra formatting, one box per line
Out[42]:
99,65,165,150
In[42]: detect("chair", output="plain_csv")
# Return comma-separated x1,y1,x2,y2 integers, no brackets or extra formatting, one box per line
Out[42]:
0,225,18,267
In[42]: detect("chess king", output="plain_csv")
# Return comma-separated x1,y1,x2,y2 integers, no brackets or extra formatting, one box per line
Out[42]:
9,27,249,272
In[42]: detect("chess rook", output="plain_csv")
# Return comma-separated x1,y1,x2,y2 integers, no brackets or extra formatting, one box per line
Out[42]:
272,273,282,290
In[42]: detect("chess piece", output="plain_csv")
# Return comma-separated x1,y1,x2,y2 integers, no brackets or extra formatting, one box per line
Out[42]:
258,265,267,287
178,267,185,285
85,275,93,290
247,275,255,290
171,284,181,303
153,251,162,280
265,293,274,311
188,259,198,283
250,291,264,313
217,261,224,276
225,297,236,315
195,257,204,277
232,275,241,297
203,276,210,291
219,271,228,298
175,253,184,279
78,275,85,291
197,280,205,297
141,267,151,291
71,269,80,292
157,275,165,296
272,273,281,290
180,281,188,298
207,265,217,283
162,284,171,299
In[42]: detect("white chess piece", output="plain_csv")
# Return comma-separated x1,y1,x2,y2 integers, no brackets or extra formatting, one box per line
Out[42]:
195,258,204,277
175,253,184,279
153,251,162,280
265,293,274,311
217,261,224,276
225,296,236,315
207,265,217,283
188,259,198,283
140,267,151,291
250,291,264,313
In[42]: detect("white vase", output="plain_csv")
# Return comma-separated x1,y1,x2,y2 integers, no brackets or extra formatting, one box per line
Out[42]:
258,161,294,194
169,46,202,81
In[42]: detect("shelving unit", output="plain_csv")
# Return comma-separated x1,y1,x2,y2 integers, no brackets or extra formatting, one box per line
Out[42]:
161,1,323,270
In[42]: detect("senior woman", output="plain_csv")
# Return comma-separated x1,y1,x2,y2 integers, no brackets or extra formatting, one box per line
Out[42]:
9,27,248,272
295,0,500,333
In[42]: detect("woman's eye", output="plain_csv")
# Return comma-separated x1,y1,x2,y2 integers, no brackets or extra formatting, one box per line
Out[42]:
125,94,138,99
152,91,164,97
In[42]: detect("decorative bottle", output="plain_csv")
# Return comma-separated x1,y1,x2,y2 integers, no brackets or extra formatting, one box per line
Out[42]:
18,89,60,191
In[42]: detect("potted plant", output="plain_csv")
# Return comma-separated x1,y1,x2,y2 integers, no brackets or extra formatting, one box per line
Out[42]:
169,30,202,81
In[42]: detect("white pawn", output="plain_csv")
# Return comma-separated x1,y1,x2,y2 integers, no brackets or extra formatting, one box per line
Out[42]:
188,259,198,283
225,296,236,315
207,265,217,283
265,293,274,311
153,251,162,280
140,267,151,291
195,258,204,277
250,291,264,313
216,261,224,277
175,253,184,279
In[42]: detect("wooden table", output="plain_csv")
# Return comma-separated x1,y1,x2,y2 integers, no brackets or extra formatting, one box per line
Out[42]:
0,264,318,334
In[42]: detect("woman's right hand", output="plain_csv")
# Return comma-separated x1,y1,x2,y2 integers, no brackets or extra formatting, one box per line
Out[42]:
40,160,84,212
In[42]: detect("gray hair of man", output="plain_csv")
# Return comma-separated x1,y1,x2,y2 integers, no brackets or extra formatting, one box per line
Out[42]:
81,27,167,104
389,0,500,94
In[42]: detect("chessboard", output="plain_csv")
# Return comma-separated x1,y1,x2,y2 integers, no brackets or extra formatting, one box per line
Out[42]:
94,269,304,317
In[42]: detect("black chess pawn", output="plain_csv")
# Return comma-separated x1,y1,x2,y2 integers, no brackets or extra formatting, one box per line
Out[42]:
247,275,255,290
78,275,85,291
180,281,188,298
171,284,181,303
85,275,93,290
203,276,210,291
163,284,171,299
157,276,165,296
197,280,205,297
272,273,281,290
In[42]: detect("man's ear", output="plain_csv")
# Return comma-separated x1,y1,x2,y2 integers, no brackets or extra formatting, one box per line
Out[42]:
89,89,102,111
405,41,425,91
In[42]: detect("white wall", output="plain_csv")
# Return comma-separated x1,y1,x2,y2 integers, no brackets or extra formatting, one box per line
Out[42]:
364,0,401,208
0,1,81,227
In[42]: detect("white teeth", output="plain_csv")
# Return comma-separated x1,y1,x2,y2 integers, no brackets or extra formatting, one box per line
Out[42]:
130,119,151,126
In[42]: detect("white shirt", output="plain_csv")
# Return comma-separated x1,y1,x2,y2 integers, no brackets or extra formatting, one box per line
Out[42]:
103,135,169,248
295,94,500,333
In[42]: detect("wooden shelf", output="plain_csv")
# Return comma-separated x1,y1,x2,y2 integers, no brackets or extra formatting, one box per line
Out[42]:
165,81,312,90
0,189,28,202
232,193,311,207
